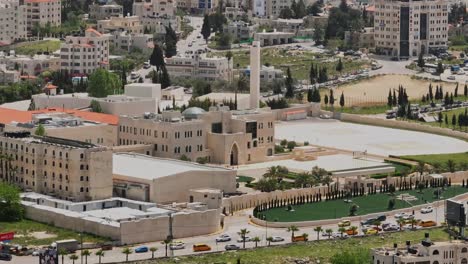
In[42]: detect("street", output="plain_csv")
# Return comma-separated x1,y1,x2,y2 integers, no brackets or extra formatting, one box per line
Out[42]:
11,202,447,264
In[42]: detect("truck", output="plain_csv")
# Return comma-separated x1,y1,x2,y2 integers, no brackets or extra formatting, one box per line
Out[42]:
53,239,78,253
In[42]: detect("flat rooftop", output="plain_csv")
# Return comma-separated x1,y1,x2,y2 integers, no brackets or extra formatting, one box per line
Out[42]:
84,207,171,221
113,153,230,180
275,118,468,156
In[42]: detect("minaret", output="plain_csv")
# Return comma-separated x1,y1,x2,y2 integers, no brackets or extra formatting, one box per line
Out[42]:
249,41,261,109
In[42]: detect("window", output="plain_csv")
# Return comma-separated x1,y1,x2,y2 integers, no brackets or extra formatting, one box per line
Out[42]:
432,250,439,255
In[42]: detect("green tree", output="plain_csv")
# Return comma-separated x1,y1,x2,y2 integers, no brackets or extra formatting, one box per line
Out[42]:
349,203,358,216
285,67,294,98
162,238,172,257
329,89,335,109
452,114,457,128
338,227,346,238
81,249,91,264
160,66,171,89
252,236,261,248
436,62,444,76
279,7,294,19
149,44,165,71
287,225,299,241
69,254,79,264
266,236,273,246
447,159,456,173
417,52,425,68
201,14,211,43
90,99,102,113
164,24,178,58
336,58,344,73
313,226,323,241
87,69,122,98
330,249,371,264
238,228,250,249
95,249,105,264
122,247,133,262
58,248,68,264
34,124,46,136
216,32,232,48
339,92,345,109
149,247,157,259
325,228,333,239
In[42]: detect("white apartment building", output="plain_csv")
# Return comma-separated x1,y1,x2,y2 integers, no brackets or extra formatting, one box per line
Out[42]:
165,54,233,81
0,53,61,76
0,65,19,84
25,0,61,33
97,16,144,35
0,0,27,45
374,0,449,58
60,28,110,75
266,0,293,18
224,21,258,40
97,16,152,51
241,65,283,83
89,3,123,20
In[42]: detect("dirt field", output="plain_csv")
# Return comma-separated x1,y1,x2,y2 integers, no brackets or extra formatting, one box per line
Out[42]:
328,74,463,106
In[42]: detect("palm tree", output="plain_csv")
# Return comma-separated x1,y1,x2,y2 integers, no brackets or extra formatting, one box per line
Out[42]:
150,247,158,259
69,254,78,264
325,228,333,239
301,233,309,241
252,236,261,248
446,159,456,173
162,238,172,257
396,218,405,231
81,249,91,264
266,236,273,246
415,161,426,177
313,226,323,241
238,228,250,249
58,248,68,264
287,225,299,241
349,226,358,236
374,221,381,232
95,249,105,264
122,247,133,262
410,218,419,229
338,227,346,238
225,50,233,83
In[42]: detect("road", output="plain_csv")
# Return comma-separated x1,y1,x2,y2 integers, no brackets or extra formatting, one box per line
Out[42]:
12,202,447,264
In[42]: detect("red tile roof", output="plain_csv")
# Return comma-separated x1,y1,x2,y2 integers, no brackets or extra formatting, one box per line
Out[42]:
0,107,118,126
44,83,58,90
86,28,103,37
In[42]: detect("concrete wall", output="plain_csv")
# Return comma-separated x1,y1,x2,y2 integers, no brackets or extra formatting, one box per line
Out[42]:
271,103,321,121
335,112,468,141
33,95,92,110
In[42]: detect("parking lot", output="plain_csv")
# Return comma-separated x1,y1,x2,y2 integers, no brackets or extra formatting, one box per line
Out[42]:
275,118,468,156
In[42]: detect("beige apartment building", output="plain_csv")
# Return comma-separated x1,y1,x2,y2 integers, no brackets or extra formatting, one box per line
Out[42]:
97,16,144,34
60,28,110,75
118,106,275,165
97,16,152,52
132,0,178,33
0,0,27,45
0,65,20,84
373,234,468,264
0,53,60,76
89,3,123,20
374,0,449,58
0,131,113,202
165,54,233,81
25,0,61,32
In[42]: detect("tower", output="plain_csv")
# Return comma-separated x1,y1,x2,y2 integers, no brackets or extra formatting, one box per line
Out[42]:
249,41,261,109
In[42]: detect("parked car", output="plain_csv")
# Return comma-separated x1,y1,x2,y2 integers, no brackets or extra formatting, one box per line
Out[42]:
224,244,240,251
0,253,12,261
419,220,437,227
365,229,378,235
448,75,456,80
421,206,433,214
292,235,308,242
215,234,231,242
135,246,148,253
193,244,211,252
271,236,285,242
338,220,351,227
345,228,358,236
394,212,410,219
169,242,185,250
383,224,400,232
237,236,252,243
101,243,113,251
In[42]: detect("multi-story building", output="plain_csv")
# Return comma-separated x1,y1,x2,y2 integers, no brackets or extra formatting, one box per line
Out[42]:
345,27,375,50
89,2,123,20
372,233,468,264
254,30,295,46
97,16,144,35
0,131,113,202
165,54,233,81
0,0,27,45
225,6,246,20
60,28,110,75
97,16,152,52
241,65,283,83
224,21,258,40
0,65,20,84
266,0,293,18
132,0,179,34
118,106,275,165
0,52,61,76
177,0,219,12
374,0,449,58
25,0,61,33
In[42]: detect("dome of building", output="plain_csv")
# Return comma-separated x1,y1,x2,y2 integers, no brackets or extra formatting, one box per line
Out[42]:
182,107,206,119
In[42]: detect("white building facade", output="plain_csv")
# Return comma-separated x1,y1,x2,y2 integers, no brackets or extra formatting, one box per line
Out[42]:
25,0,61,32
0,0,27,45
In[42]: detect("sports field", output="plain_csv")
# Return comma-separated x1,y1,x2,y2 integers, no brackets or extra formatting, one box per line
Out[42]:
260,186,467,222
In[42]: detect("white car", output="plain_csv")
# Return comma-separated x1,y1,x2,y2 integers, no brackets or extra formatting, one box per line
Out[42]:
421,206,434,214
32,251,40,256
169,242,185,250
394,212,410,219
237,236,252,243
447,75,456,80
269,236,285,242
215,234,231,242
332,232,349,238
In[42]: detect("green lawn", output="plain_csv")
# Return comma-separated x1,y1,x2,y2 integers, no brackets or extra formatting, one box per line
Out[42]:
14,40,61,56
338,104,391,115
0,219,108,246
237,175,255,183
208,48,370,80
399,153,468,168
260,186,467,222
407,106,468,131
142,229,449,264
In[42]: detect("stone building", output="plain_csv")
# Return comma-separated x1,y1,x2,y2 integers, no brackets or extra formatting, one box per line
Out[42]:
165,54,233,81
0,131,113,202
0,0,27,45
25,0,61,32
89,2,123,20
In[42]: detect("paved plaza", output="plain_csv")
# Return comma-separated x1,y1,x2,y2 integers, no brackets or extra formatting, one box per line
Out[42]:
275,118,468,156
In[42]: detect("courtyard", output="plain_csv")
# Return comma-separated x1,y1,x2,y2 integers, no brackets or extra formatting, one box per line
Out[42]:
275,119,468,156
260,186,467,222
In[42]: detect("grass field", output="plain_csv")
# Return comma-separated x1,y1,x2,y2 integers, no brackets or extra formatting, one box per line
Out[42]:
208,48,369,80
399,153,468,168
260,186,466,222
141,229,449,264
0,219,107,246
407,107,468,131
237,175,255,183
14,40,61,56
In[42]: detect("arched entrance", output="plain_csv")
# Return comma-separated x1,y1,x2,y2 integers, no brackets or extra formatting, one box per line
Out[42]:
230,143,239,166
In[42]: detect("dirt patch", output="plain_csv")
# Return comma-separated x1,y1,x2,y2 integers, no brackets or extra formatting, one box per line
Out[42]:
30,232,57,240
332,74,461,106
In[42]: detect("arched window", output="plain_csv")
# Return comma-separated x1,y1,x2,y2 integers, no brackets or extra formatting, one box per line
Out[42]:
462,248,468,253
432,250,439,255
433,261,439,264
462,258,467,264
